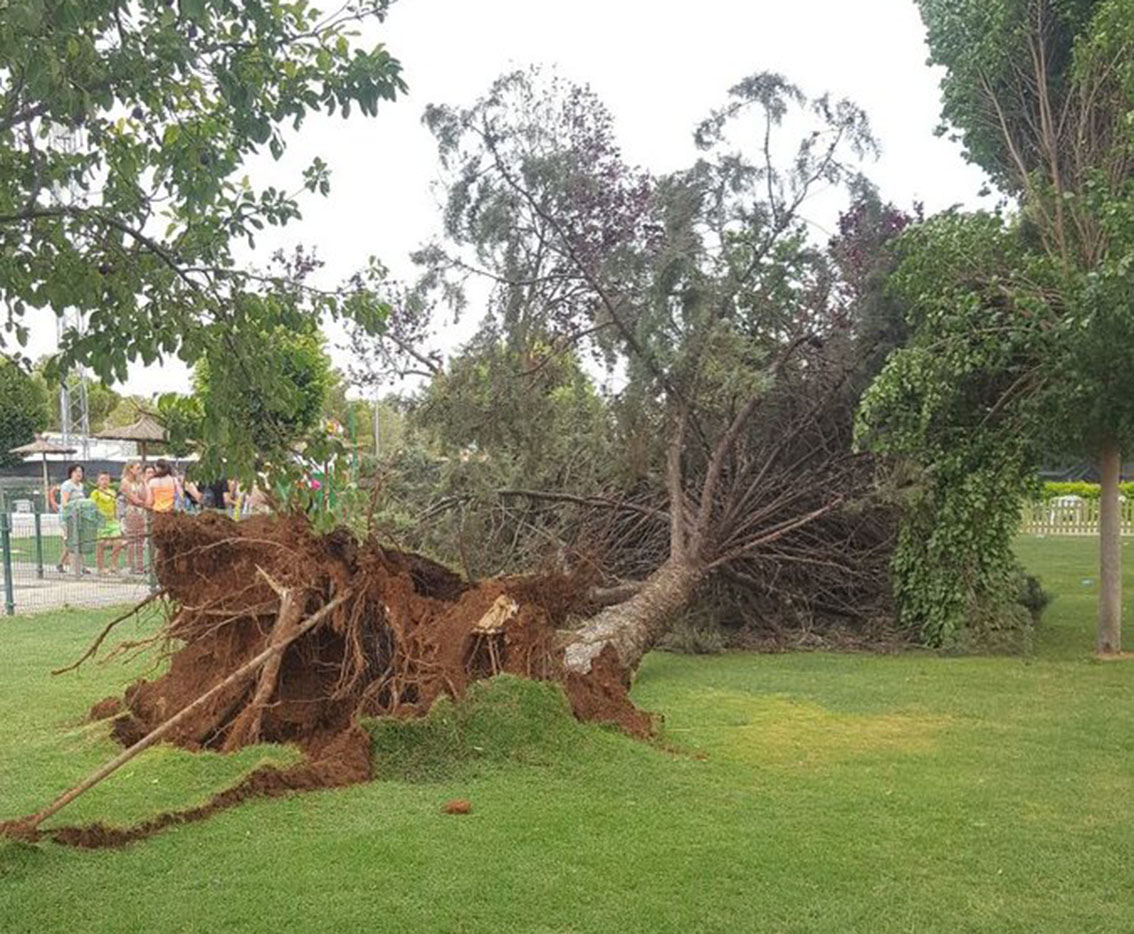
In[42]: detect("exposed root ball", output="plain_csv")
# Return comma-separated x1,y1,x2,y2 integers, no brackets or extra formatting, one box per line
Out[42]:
57,513,649,847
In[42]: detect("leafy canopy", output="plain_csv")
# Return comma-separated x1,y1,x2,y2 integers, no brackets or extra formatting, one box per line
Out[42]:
859,0,1134,642
0,359,50,467
0,0,400,387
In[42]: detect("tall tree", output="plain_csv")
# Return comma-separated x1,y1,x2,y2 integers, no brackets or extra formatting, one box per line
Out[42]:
0,0,400,400
163,320,335,475
0,359,49,466
869,0,1133,652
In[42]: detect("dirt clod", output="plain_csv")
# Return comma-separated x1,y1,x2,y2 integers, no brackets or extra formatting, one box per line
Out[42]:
88,697,124,721
442,798,472,815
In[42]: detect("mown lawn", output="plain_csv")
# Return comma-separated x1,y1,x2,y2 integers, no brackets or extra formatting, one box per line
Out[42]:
0,537,1131,933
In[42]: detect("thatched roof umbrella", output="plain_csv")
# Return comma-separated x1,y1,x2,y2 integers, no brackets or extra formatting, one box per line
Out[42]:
95,413,167,463
9,436,77,508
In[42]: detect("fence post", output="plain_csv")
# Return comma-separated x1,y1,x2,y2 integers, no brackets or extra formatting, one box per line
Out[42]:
1,514,15,616
33,510,44,579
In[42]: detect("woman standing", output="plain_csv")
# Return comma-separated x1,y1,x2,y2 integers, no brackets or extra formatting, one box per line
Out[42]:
146,459,179,514
56,464,85,573
120,463,148,574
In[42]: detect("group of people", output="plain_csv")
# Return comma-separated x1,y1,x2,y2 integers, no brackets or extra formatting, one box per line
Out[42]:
47,461,266,575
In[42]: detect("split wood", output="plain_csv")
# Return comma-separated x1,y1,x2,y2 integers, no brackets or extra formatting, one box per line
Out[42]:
1,587,348,840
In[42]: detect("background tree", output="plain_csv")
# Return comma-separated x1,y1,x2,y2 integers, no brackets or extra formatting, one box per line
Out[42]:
364,336,622,580
864,0,1133,652
0,0,400,416
175,321,334,477
0,358,49,466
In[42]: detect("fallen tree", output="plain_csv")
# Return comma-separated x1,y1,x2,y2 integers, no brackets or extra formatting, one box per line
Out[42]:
350,70,898,672
2,72,903,846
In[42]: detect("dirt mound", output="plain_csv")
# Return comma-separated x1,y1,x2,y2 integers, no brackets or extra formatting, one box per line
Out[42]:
51,513,649,847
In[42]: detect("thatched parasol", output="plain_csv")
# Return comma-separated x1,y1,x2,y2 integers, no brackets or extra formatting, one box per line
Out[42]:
9,436,77,508
95,413,167,462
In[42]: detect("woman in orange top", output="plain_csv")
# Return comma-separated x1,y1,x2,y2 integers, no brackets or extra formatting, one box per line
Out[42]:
146,459,179,514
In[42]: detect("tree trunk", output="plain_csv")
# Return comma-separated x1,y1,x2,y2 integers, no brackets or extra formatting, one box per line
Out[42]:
1098,438,1122,656
564,560,701,674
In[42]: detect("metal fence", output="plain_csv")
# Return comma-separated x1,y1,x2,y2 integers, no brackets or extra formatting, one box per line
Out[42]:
1,507,156,615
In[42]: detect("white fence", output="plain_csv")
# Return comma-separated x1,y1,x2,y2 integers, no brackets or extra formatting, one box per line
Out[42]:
1020,496,1134,536
8,512,61,538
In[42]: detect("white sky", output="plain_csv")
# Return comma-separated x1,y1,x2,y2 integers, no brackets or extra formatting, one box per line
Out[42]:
24,0,993,397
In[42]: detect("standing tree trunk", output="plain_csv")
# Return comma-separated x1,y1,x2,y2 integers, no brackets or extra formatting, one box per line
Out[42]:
1097,438,1122,655
564,560,701,674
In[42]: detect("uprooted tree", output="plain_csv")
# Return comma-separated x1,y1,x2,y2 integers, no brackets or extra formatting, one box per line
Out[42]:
351,69,901,672
2,69,907,847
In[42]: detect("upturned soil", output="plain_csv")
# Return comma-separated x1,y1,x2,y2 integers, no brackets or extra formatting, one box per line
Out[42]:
45,512,650,847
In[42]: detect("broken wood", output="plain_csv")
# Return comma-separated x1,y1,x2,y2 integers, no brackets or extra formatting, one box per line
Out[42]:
222,573,308,751
51,590,168,676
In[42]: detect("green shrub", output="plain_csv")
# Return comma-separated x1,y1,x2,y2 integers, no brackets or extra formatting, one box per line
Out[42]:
942,565,1049,655
1040,481,1134,501
948,603,1035,655
1014,567,1052,623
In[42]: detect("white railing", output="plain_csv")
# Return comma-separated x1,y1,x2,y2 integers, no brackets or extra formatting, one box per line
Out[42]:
1020,496,1134,536
8,513,62,538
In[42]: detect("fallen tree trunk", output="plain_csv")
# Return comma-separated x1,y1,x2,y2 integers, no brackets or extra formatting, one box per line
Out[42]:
564,560,701,674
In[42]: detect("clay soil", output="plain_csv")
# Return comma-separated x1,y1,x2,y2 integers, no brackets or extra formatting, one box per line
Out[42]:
43,512,650,847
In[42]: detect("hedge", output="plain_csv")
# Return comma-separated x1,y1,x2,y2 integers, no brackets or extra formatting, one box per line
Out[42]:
1040,481,1134,501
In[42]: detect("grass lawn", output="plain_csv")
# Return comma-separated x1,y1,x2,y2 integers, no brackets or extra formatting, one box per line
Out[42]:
1,536,1131,933
8,534,64,567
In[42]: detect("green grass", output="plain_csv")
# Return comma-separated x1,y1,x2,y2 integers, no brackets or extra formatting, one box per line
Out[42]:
8,534,64,566
1,537,1132,933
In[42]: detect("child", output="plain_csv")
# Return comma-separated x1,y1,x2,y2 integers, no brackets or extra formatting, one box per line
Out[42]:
90,472,124,574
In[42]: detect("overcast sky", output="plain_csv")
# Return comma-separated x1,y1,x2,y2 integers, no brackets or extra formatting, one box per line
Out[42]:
25,0,993,397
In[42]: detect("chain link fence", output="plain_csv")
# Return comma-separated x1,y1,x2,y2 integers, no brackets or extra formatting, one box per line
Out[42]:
1,504,156,615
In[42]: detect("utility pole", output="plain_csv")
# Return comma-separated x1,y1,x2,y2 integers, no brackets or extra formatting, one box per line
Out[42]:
57,311,91,461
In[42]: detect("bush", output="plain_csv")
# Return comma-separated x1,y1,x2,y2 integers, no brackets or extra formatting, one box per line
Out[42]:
1014,567,1052,623
949,603,1035,655
1040,481,1134,501
943,565,1050,655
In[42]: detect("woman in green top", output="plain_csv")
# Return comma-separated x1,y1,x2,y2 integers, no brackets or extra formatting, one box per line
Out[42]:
90,471,124,574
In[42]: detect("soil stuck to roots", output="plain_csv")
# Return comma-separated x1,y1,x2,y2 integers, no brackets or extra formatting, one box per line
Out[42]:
48,513,649,847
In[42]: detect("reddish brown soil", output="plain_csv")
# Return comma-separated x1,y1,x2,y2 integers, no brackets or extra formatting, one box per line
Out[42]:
563,645,655,738
442,798,472,815
87,697,124,721
40,512,650,848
